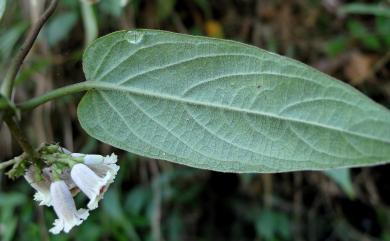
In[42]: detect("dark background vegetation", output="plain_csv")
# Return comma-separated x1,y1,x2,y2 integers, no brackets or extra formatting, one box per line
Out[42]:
1,0,390,240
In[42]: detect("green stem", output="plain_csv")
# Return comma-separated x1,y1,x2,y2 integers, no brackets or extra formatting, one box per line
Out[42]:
0,158,19,170
17,82,96,111
17,81,125,111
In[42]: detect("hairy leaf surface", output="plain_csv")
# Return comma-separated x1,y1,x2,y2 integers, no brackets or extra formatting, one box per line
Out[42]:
78,29,390,172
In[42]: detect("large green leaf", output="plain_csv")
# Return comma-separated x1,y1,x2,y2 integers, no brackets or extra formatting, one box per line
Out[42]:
78,29,390,172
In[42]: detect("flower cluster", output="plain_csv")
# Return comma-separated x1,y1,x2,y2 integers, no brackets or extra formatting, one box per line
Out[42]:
24,146,119,234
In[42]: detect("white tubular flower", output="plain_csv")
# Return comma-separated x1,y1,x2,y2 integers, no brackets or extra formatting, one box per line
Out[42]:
70,163,114,210
49,181,89,234
24,167,52,206
61,169,80,197
71,153,119,183
85,153,119,177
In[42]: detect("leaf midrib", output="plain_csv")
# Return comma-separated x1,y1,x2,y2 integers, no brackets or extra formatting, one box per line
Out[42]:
84,81,390,145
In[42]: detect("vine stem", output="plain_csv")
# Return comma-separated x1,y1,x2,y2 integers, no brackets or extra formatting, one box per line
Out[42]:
0,0,59,98
3,115,37,160
0,0,59,168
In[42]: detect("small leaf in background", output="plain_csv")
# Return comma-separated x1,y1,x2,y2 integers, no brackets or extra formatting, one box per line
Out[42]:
103,189,125,221
44,12,78,47
0,0,6,22
125,185,151,215
77,222,102,241
376,17,390,47
339,3,390,18
0,93,8,110
81,0,99,3
166,211,184,241
361,35,382,51
324,168,356,199
378,207,390,241
157,0,176,20
324,36,348,57
62,0,80,8
98,0,123,17
0,22,28,62
194,0,211,17
0,218,17,241
0,193,27,241
102,189,141,241
256,209,291,241
347,20,369,39
347,20,381,51
0,192,26,207
78,29,390,173
14,58,51,86
204,20,224,38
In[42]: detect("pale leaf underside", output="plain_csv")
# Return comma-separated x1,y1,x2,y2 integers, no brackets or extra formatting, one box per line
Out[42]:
78,29,390,172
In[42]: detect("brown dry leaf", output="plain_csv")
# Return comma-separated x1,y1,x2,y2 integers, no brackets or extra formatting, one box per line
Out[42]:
204,20,224,38
344,51,376,85
305,8,320,28
257,2,277,20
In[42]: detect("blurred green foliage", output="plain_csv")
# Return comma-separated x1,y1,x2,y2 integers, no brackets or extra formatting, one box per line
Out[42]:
44,12,78,47
0,0,6,22
338,3,390,17
325,13,390,56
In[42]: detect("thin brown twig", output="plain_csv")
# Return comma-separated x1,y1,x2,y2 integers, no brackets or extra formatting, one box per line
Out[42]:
0,0,58,168
3,114,37,161
150,161,163,241
293,173,303,241
0,112,3,129
372,50,390,75
0,0,59,98
37,206,50,241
